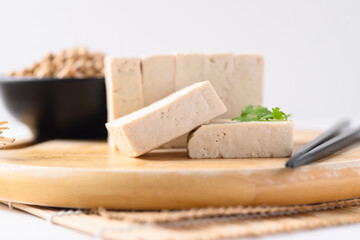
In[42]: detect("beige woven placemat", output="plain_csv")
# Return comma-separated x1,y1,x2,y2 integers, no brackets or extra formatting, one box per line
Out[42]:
3,199,360,239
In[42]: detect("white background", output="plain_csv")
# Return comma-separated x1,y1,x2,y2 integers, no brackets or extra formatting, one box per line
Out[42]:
0,0,360,239
1,0,360,125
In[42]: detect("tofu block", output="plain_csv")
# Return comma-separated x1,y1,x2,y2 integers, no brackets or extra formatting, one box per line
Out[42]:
170,53,264,148
142,55,175,106
105,53,263,149
106,81,227,157
104,56,144,148
188,120,294,159
162,134,188,148
105,56,144,120
175,53,205,90
204,54,264,118
165,53,206,148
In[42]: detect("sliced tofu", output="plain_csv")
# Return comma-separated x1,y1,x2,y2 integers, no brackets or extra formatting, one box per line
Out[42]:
204,54,264,119
142,55,175,106
175,53,205,90
188,119,294,159
162,134,188,148
171,53,264,147
106,81,227,157
105,56,144,120
163,53,206,148
104,56,144,148
105,53,264,149
230,54,264,117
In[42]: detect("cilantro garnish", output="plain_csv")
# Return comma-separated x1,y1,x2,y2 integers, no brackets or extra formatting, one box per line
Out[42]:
232,105,291,122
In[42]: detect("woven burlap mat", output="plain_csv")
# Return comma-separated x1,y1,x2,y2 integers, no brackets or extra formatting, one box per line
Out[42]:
3,198,360,239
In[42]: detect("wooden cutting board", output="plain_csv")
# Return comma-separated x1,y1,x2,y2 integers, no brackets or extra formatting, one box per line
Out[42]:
1,130,360,210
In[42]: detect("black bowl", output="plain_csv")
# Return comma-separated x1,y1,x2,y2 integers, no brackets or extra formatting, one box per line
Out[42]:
0,77,107,140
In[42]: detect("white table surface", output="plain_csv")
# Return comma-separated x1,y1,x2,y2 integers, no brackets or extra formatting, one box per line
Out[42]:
1,118,360,239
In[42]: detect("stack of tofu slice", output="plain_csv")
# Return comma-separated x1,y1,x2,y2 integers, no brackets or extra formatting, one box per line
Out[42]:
187,119,294,158
106,81,227,157
105,53,264,149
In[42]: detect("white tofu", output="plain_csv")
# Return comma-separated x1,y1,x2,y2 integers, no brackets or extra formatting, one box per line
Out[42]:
142,55,175,106
204,54,264,118
165,53,206,148
104,56,144,148
106,81,227,157
170,53,264,147
188,119,294,159
162,134,188,148
105,56,144,120
175,53,205,90
105,53,264,149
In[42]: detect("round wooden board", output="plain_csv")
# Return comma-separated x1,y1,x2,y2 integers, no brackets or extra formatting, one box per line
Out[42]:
1,130,360,210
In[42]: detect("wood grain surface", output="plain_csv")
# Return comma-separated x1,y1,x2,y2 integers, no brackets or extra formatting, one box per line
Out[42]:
1,130,360,210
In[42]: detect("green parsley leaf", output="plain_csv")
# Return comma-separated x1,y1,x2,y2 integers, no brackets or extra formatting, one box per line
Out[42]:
232,105,292,122
251,105,272,118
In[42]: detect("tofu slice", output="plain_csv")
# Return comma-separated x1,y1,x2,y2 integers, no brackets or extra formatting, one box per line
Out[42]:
106,81,227,157
188,120,294,159
165,53,206,148
105,56,144,120
170,53,264,148
204,54,264,119
104,56,144,148
175,53,205,90
142,55,175,106
162,134,188,148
